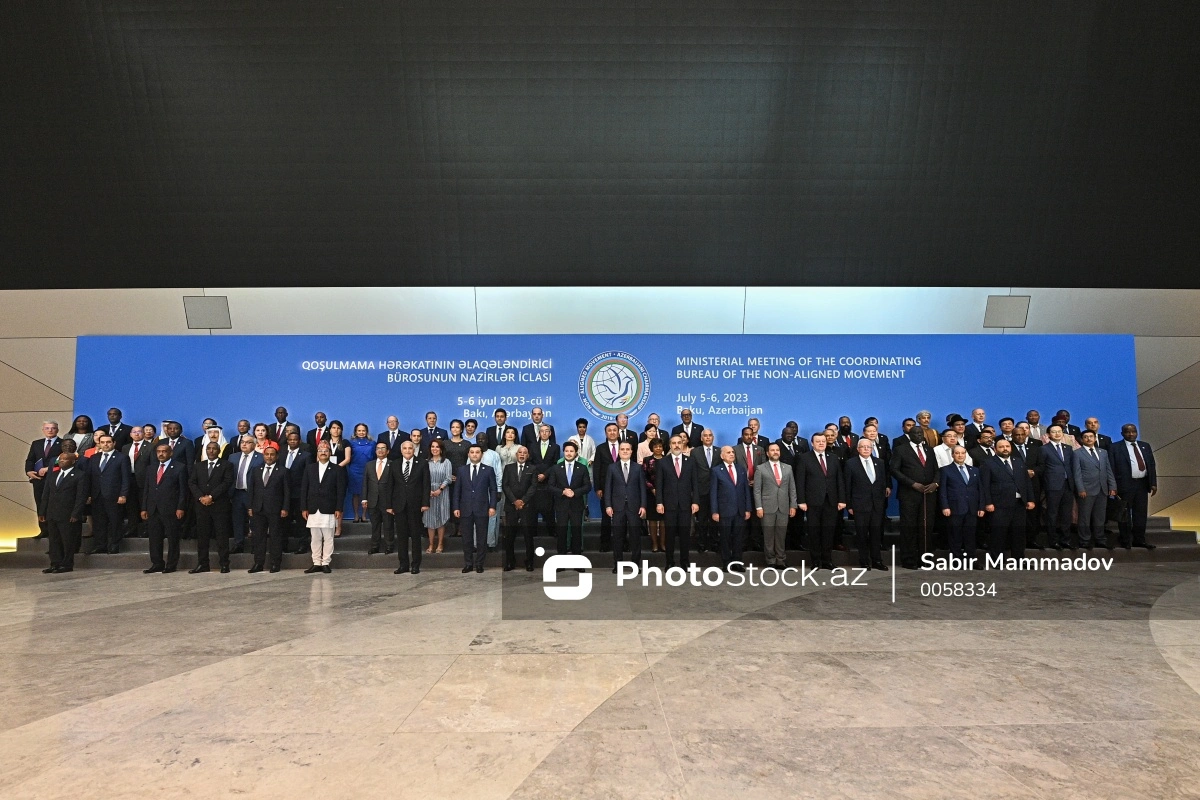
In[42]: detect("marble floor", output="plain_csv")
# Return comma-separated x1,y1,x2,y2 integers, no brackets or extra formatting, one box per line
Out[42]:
1,562,1200,799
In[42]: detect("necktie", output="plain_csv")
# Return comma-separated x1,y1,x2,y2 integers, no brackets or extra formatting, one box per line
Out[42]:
110,425,116,435
1132,443,1146,471
170,439,177,449
818,453,827,474
133,442,140,460
706,447,712,464
263,465,271,485
773,462,781,485
472,464,478,481
959,464,968,483
1018,445,1026,459
541,442,547,457
916,445,926,466
745,446,755,479
985,448,993,457
517,464,523,480
100,454,109,472
566,463,572,484
278,423,284,438
1056,444,1063,460
56,470,64,486
1089,447,1098,462
208,460,215,475
728,464,736,484
156,463,165,484
675,456,681,477
611,444,617,461
1004,458,1013,473
377,460,384,479
623,461,629,480
404,460,411,480
44,439,51,457
864,458,875,483
390,431,396,447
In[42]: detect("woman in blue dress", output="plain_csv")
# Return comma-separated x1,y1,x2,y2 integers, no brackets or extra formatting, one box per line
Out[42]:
347,423,376,523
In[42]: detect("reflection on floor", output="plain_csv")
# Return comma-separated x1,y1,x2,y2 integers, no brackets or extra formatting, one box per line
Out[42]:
1,563,1199,799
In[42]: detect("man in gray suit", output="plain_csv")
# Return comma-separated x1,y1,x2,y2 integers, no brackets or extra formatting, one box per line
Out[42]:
363,441,396,555
1072,430,1117,550
753,443,797,568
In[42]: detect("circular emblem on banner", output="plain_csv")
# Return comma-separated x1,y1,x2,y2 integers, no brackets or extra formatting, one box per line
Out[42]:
579,351,651,421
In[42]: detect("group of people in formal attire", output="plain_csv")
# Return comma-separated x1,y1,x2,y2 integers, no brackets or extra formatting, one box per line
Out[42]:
25,404,1160,576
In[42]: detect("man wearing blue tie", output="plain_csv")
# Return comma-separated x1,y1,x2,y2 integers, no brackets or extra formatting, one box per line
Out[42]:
938,446,984,560
453,445,497,573
711,446,752,572
86,432,131,554
1072,430,1117,550
1039,424,1076,550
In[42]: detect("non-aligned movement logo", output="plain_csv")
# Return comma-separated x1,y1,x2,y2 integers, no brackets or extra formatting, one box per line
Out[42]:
578,351,651,421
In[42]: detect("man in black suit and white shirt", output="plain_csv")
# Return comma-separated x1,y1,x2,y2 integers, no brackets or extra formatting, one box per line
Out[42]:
521,407,555,449
86,432,131,554
843,439,890,570
963,408,988,450
657,435,700,568
528,424,560,542
377,415,408,459
141,443,188,574
26,420,63,537
1111,424,1158,550
605,441,646,573
796,433,845,570
391,441,431,574
306,411,331,456
691,429,720,553
671,408,704,449
122,425,155,538
891,426,940,569
301,442,346,573
748,417,771,450
421,411,449,444
189,441,234,573
548,441,591,555
247,445,290,573
363,441,396,555
485,408,512,451
591,423,623,552
101,407,133,451
502,446,538,571
614,413,638,447
37,450,87,573
733,427,766,551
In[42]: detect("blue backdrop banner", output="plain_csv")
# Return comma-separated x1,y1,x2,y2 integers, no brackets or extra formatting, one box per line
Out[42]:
75,333,1138,446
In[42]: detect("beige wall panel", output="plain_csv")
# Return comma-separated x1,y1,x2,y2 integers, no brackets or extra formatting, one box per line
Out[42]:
0,434,39,483
0,362,72,411
1021,289,1200,336
0,289,206,337
1152,429,1200,478
1149,476,1200,518
1138,409,1200,451
1135,337,1200,393
212,287,478,335
1137,362,1200,410
0,338,76,398
477,287,744,334
0,482,35,514
0,411,75,443
0,492,39,541
1154,491,1200,532
744,287,1006,334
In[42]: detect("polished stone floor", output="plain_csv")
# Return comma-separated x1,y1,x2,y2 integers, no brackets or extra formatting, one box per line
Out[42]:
2,563,1200,799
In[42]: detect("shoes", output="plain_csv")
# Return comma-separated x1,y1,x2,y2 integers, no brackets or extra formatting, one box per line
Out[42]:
503,564,514,571
367,547,379,555
462,566,472,573
394,567,407,575
163,568,176,574
476,566,484,573
144,566,163,574
871,561,888,571
42,567,57,574
230,544,244,555
108,546,120,554
822,562,835,570
1135,542,1157,550
385,547,394,555
526,564,535,571
269,565,280,573
189,565,210,574
220,566,230,573
424,547,433,554
322,565,331,574
731,564,746,573
304,565,321,574
612,565,618,574
247,565,263,573
411,567,419,574
55,567,73,573
834,544,847,551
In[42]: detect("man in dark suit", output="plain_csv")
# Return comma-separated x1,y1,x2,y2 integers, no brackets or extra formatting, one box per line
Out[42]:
306,411,331,455
37,450,88,572
85,432,131,554
864,417,890,457
938,446,984,559
485,408,512,451
1082,417,1113,450
1011,423,1044,549
606,441,646,573
454,445,497,573
502,446,538,571
981,438,1036,560
188,441,234,573
614,413,638,448
122,426,155,538
733,427,766,551
363,441,396,555
656,435,700,569
861,423,891,468
521,407,555,449
843,439,889,570
548,441,591,555
691,428,720,554
301,443,346,573
1040,424,1076,550
25,420,63,538
247,445,290,573
963,408,988,450
747,417,771,450
591,423,622,552
967,429,998,466
157,421,195,466
671,408,704,449
775,424,810,467
282,431,311,554
377,415,408,459
421,411,449,444
1072,430,1117,550
228,437,263,554
835,417,859,456
796,433,845,570
101,407,134,451
711,446,751,571
528,424,560,542
392,440,431,574
268,406,291,445
1055,409,1083,438
891,427,940,569
141,443,188,573
1111,423,1158,550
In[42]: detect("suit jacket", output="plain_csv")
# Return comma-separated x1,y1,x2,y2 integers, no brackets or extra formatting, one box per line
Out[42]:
189,459,234,511
605,460,646,514
1039,440,1075,492
527,440,561,479
890,440,940,492
502,461,538,508
1072,446,1116,496
420,426,449,444
229,450,265,491
485,424,514,451
521,422,555,449
38,466,88,521
377,428,410,458
592,439,623,495
141,460,189,516
248,463,290,515
86,450,131,500
1110,439,1157,491
836,432,860,454
753,460,796,515
967,444,997,465
690,445,720,498
863,437,890,466
615,428,638,448
1065,423,1083,438
267,421,293,444
25,436,64,479
711,461,751,519
980,455,1033,508
363,457,396,509
306,426,334,454
301,462,347,514
655,454,698,511
732,442,766,484
774,437,810,467
453,463,498,516
122,440,156,487
547,460,591,509
795,450,843,507
938,463,983,515
671,422,704,449
963,422,988,450
100,423,133,451
155,437,195,466
281,448,310,496
843,455,888,515
392,458,431,512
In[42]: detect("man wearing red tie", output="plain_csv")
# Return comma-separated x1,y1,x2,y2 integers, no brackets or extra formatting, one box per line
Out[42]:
655,435,700,569
269,406,291,444
711,446,752,572
734,427,766,552
890,426,941,569
753,443,797,569
306,411,329,455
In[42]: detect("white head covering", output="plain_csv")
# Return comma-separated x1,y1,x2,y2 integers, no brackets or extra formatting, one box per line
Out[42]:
203,426,228,454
